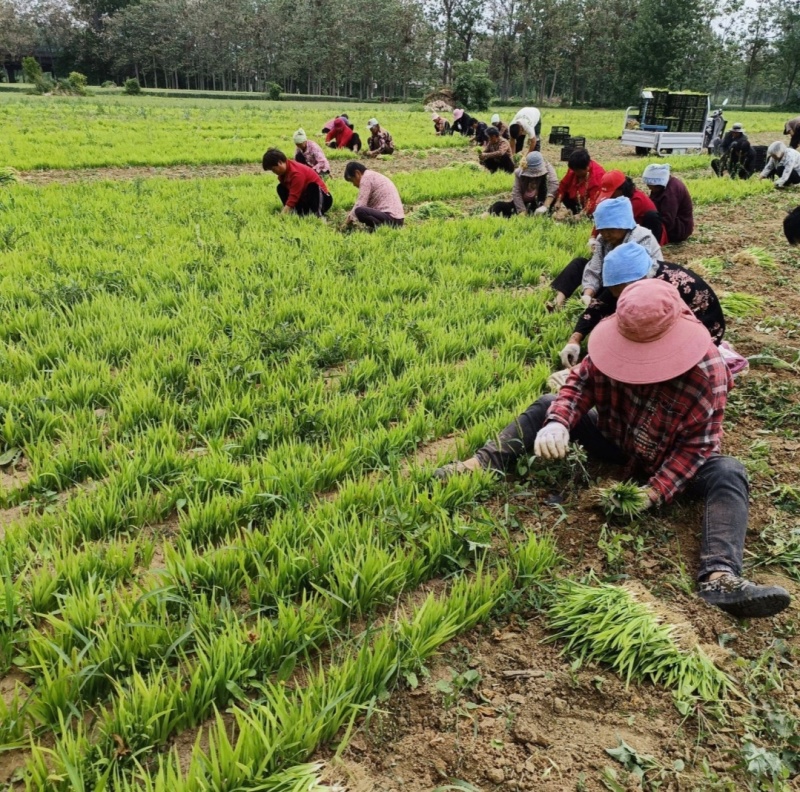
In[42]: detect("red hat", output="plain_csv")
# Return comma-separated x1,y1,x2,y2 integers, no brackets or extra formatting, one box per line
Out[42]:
597,170,627,202
588,279,712,384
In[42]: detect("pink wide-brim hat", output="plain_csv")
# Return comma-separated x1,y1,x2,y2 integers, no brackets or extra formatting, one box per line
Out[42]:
587,279,712,384
453,109,464,120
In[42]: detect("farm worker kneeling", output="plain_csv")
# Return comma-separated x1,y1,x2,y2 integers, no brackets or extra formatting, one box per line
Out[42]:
343,162,405,231
760,142,800,188
293,129,331,178
479,127,515,174
784,116,800,150
435,279,790,620
594,169,665,244
642,164,694,244
326,117,362,152
262,149,332,218
322,114,353,134
470,118,489,146
552,149,605,217
491,114,510,140
366,119,395,158
489,152,557,217
432,114,450,136
785,207,800,245
452,109,475,137
508,106,542,155
549,196,661,315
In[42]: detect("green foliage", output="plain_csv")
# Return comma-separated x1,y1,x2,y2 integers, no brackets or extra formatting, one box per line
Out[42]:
452,61,495,112
124,78,142,95
68,72,88,95
597,481,648,519
265,81,282,101
22,57,43,84
101,80,117,88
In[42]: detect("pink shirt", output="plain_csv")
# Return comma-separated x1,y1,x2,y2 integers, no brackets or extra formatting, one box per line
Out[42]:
349,170,404,220
298,140,330,174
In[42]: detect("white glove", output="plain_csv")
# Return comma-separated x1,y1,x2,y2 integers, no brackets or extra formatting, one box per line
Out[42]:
534,422,570,459
581,293,593,307
533,205,549,216
560,342,581,368
587,237,599,251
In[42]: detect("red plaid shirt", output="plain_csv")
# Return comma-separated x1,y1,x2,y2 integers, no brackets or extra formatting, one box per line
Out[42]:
546,343,732,503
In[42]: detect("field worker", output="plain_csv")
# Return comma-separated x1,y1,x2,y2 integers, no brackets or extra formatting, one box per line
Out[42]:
552,149,606,217
471,118,489,145
479,127,515,173
491,113,510,139
366,119,395,157
549,197,661,319
713,136,756,180
489,151,557,217
293,129,331,178
435,279,790,620
718,122,746,155
343,162,405,231
432,113,451,136
262,148,332,218
596,170,665,243
566,242,725,358
452,109,475,136
508,106,542,155
760,141,800,188
785,207,800,244
321,114,354,134
785,116,800,149
643,164,694,243
326,117,362,152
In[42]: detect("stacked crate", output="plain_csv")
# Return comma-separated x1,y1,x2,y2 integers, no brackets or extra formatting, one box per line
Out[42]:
638,88,669,126
665,92,707,133
549,126,570,145
560,136,586,161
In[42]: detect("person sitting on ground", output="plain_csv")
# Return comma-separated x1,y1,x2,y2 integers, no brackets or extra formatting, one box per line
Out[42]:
785,116,800,150
322,114,353,134
452,109,475,137
479,127,515,173
432,114,451,136
435,279,790,620
565,241,725,360
712,124,755,180
326,117,362,152
293,129,331,178
642,163,694,243
549,196,661,316
785,207,800,245
760,141,800,188
489,151,558,218
595,170,665,244
491,114,510,139
366,119,395,158
471,118,489,146
508,106,542,155
552,149,606,217
343,162,405,231
262,148,332,218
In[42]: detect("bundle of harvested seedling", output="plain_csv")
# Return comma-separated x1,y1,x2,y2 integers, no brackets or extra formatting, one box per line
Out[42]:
597,480,649,519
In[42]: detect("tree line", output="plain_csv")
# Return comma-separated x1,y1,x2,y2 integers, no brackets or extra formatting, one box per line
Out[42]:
1,0,798,107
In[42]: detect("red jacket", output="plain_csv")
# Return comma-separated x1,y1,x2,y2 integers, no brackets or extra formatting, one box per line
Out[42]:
557,160,606,216
279,159,329,209
326,118,354,148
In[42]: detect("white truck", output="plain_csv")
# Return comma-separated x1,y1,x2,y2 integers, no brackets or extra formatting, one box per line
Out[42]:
621,90,710,155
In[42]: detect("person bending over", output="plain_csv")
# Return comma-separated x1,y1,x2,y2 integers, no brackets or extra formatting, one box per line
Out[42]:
508,106,542,154
489,152,558,217
326,117,362,152
343,162,405,231
552,149,605,217
262,148,332,217
479,127,515,173
293,129,331,178
642,163,694,243
366,119,395,158
595,170,664,243
435,279,790,620
760,141,800,188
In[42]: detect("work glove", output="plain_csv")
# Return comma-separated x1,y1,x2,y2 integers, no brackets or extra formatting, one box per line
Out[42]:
560,342,581,368
534,422,570,459
533,205,549,216
581,293,594,307
587,236,599,251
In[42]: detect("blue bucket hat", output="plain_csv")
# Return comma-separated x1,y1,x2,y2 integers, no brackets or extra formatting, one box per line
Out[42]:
602,242,653,287
594,196,635,230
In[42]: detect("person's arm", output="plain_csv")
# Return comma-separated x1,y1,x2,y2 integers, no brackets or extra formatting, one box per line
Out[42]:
545,164,559,203
544,357,597,430
553,172,570,208
657,185,679,235
574,291,616,338
511,174,526,214
282,172,303,213
347,176,370,222
580,245,604,295
759,159,775,179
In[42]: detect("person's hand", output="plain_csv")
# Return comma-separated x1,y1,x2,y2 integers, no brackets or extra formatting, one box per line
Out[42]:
560,342,581,368
533,205,549,216
534,422,570,459
581,293,594,307
640,486,659,508
587,236,599,251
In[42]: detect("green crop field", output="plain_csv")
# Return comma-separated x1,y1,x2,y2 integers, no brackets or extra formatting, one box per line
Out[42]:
0,94,798,791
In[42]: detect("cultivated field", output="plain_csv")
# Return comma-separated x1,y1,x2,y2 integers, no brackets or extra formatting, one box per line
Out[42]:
0,95,798,792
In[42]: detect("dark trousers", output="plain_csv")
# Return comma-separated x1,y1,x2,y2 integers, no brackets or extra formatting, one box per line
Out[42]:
711,157,753,180
475,394,748,580
490,200,536,218
329,133,362,152
354,206,404,230
483,154,515,174
277,183,333,217
790,130,800,150
775,165,800,185
639,210,664,241
551,256,588,297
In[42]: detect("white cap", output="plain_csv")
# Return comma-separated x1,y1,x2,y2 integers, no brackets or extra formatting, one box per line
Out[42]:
491,114,500,124
367,118,379,129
